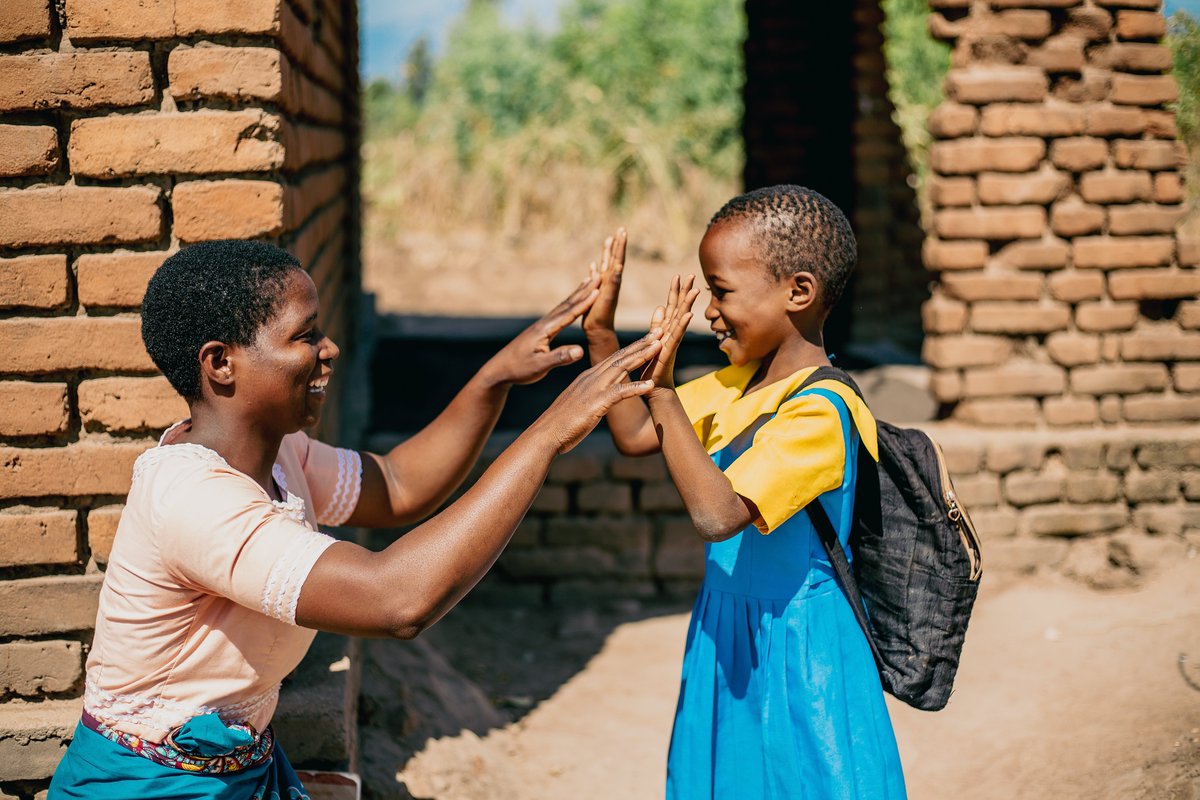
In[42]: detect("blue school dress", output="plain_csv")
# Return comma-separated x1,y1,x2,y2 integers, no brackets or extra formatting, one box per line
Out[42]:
666,364,906,800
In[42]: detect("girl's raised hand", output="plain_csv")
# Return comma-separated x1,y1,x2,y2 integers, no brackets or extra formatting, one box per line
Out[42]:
533,332,663,454
482,274,602,386
642,274,699,393
580,228,627,342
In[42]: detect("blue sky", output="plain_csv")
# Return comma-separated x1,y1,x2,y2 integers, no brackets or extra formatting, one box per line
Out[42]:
360,0,1200,82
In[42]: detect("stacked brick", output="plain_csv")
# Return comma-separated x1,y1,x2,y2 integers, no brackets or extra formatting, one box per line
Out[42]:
921,0,1195,427
0,0,360,792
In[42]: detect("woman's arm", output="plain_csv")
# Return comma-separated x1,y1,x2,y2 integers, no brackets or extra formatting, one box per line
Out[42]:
347,277,600,528
295,334,663,638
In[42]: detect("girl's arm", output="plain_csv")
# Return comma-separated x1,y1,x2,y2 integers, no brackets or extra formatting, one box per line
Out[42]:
347,277,601,528
580,229,663,457
296,334,663,638
643,276,755,541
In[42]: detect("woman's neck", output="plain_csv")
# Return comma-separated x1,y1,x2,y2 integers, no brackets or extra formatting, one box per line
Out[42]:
175,406,285,497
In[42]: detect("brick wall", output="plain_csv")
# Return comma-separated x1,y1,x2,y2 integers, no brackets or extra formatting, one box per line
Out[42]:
922,0,1196,427
0,0,360,793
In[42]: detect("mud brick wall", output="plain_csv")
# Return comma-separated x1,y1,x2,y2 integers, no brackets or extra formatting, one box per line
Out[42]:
0,0,360,793
921,0,1196,427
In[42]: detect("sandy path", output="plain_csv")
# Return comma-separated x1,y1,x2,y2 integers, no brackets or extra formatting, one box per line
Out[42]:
393,559,1200,799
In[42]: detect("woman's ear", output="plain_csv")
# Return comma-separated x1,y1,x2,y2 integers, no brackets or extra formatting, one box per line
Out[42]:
198,341,234,389
785,272,820,313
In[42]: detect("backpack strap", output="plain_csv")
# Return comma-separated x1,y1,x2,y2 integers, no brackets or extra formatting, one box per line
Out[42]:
788,367,884,671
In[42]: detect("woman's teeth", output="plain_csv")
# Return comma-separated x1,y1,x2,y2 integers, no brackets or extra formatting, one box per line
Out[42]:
307,378,329,394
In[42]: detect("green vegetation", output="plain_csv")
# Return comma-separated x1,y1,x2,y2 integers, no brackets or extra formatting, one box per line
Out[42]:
1168,11,1200,197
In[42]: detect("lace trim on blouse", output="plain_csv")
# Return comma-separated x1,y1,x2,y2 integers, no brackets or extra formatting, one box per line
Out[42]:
260,527,336,624
321,448,362,526
83,675,280,737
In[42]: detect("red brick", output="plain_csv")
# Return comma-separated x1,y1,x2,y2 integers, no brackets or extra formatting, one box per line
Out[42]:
977,167,1069,205
929,176,975,206
1047,332,1102,366
175,0,281,36
277,0,344,92
942,272,1043,301
1091,43,1174,73
0,0,50,43
994,238,1071,270
1049,137,1108,172
78,376,186,432
1183,237,1200,268
0,509,77,567
989,0,1081,5
1175,365,1200,392
1064,6,1115,40
921,295,968,334
1180,301,1200,330
1079,170,1153,203
87,505,123,565
1111,74,1178,105
1044,396,1099,426
1116,10,1166,38
947,67,1048,104
935,206,1047,239
1026,37,1087,73
168,45,283,102
930,371,962,403
953,397,1041,426
1027,504,1127,536
69,111,285,177
284,167,345,230
0,317,155,373
1053,68,1112,103
1050,198,1106,236
0,574,103,635
0,382,69,437
0,441,151,499
930,137,1045,174
0,125,58,177
1123,395,1200,422
979,103,1084,137
971,301,1071,333
1143,110,1178,138
922,335,1013,368
1111,139,1185,170
0,640,82,695
76,251,169,309
929,103,978,138
0,254,67,310
994,9,1052,39
923,238,988,271
1153,173,1184,204
1107,204,1186,234
1072,364,1169,394
962,363,1066,397
1121,331,1200,361
1095,0,1161,8
0,52,153,112
279,58,345,125
1048,271,1105,302
0,186,162,248
280,123,346,171
1084,104,1145,136
1073,235,1173,268
64,0,175,39
1075,301,1141,331
173,180,285,241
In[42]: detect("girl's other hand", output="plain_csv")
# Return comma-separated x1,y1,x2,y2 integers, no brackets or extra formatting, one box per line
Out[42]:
580,228,627,342
643,274,699,394
481,274,602,387
533,332,662,454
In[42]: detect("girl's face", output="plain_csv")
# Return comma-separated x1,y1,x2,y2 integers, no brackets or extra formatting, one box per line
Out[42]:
698,219,793,366
239,269,340,432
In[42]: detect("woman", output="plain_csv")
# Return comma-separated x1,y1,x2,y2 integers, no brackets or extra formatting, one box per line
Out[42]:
49,239,663,798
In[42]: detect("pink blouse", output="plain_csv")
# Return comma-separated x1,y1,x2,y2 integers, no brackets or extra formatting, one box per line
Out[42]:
84,421,362,742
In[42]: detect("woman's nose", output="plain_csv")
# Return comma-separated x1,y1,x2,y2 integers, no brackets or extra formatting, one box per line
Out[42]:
320,334,340,362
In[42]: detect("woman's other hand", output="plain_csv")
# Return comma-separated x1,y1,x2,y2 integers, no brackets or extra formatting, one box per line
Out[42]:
580,228,627,345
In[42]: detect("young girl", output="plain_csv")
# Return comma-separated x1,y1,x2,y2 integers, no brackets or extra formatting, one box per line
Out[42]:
49,239,664,799
583,187,907,799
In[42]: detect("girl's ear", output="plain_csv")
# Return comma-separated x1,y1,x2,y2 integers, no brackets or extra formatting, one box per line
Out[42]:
785,272,820,313
198,341,234,389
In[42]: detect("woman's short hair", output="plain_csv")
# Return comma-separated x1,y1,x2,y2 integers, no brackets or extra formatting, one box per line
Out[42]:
141,240,302,400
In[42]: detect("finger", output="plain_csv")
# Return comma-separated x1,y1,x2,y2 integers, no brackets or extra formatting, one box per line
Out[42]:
544,288,600,336
650,305,665,329
611,228,627,276
613,378,655,402
600,236,613,275
541,344,585,369
605,337,662,375
589,260,597,282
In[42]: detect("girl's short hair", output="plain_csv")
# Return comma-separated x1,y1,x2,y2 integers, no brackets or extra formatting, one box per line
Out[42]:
141,240,302,400
709,185,857,311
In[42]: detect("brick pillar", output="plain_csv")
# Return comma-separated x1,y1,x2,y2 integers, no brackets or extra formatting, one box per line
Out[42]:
0,0,360,791
921,0,1195,427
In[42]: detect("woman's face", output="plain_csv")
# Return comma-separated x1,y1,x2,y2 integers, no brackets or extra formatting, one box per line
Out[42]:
239,269,340,432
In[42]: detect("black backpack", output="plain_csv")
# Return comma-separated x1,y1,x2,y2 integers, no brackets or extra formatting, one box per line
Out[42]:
794,367,983,711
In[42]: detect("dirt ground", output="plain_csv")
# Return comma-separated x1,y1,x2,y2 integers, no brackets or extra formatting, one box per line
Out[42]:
359,556,1200,800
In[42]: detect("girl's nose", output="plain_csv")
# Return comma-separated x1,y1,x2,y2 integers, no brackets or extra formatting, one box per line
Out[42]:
704,297,719,321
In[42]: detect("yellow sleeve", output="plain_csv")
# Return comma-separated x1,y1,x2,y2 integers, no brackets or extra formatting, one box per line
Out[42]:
722,393,846,534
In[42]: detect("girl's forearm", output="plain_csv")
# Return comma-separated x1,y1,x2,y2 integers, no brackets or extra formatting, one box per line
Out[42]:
587,330,660,456
646,390,753,540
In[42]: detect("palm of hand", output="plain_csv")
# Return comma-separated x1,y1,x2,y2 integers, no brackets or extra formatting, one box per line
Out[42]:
489,276,600,386
644,274,699,390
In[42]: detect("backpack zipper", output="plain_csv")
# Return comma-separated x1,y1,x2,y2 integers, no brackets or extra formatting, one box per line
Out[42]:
932,440,983,581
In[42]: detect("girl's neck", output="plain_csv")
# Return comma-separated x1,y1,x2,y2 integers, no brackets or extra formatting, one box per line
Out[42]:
175,406,284,497
745,334,831,395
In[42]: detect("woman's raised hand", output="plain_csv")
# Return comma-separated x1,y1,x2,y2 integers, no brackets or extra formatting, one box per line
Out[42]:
580,228,627,343
643,274,699,393
532,332,663,454
481,274,602,386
